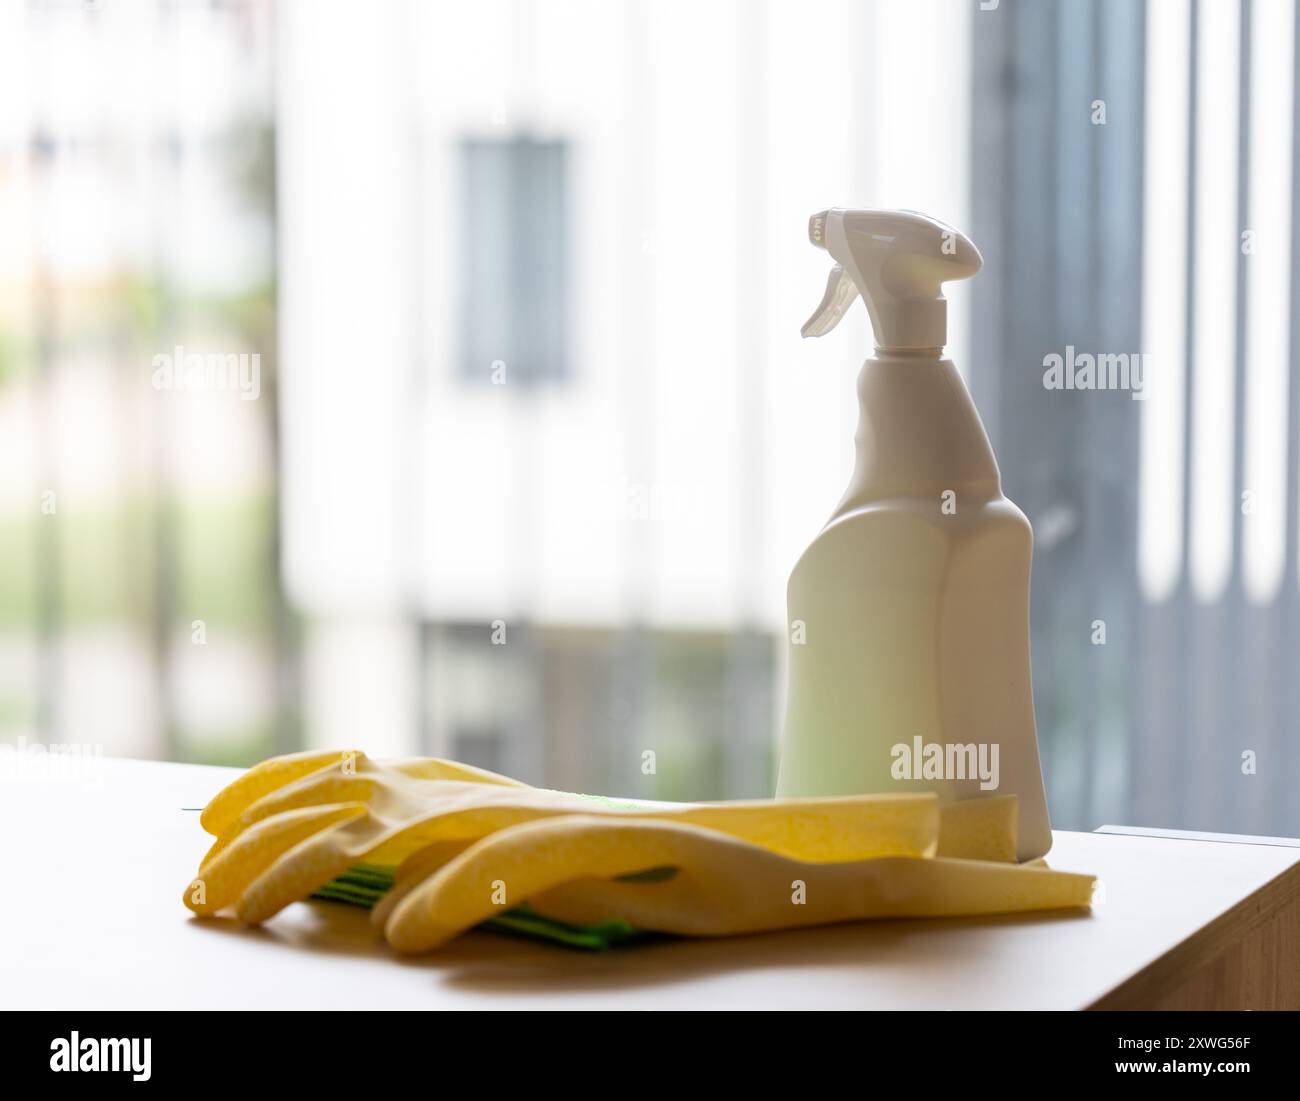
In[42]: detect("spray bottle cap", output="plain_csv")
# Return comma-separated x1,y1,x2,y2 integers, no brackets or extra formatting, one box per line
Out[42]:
801,209,981,351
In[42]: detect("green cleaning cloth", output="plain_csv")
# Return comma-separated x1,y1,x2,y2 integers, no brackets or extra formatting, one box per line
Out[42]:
313,863,643,951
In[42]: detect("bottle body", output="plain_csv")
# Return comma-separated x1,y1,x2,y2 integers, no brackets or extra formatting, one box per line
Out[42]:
775,353,1052,861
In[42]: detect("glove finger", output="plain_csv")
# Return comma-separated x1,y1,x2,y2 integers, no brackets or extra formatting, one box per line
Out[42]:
199,772,377,870
206,781,573,891
229,758,499,840
368,840,473,929
183,802,367,916
200,749,363,836
384,815,692,953
234,824,368,926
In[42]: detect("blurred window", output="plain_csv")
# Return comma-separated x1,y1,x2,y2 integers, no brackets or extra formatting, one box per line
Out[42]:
458,136,569,386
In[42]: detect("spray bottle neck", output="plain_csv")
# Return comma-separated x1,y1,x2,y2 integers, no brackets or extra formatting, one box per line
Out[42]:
828,351,1002,523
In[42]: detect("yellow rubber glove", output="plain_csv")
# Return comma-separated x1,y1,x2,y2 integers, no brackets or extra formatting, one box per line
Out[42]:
183,749,1090,952
382,814,1095,953
183,750,941,926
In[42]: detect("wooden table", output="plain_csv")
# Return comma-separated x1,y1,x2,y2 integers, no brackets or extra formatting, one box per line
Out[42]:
3,758,1297,1010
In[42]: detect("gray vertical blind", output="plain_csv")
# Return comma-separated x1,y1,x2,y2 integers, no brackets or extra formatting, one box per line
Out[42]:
972,0,1298,836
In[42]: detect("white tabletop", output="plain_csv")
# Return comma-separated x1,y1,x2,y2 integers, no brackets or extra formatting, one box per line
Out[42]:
4,757,1297,1010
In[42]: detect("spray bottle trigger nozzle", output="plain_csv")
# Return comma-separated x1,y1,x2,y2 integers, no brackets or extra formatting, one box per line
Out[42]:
801,264,861,339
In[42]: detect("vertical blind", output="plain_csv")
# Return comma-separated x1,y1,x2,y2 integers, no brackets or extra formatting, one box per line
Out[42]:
974,0,1299,837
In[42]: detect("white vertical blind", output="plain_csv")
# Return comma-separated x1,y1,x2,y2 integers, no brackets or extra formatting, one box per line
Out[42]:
1140,0,1299,607
1188,0,1241,603
1242,0,1296,603
1139,0,1192,602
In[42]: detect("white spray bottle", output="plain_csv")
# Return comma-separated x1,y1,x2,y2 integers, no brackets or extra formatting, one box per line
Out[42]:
775,209,1052,862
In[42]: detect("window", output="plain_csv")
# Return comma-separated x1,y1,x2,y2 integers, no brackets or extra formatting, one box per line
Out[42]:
458,136,569,385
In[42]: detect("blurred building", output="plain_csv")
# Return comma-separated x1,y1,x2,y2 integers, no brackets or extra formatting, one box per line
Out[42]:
2,0,1298,836
277,0,971,798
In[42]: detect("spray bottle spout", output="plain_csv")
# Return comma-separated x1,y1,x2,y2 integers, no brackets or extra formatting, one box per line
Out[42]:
801,209,982,351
